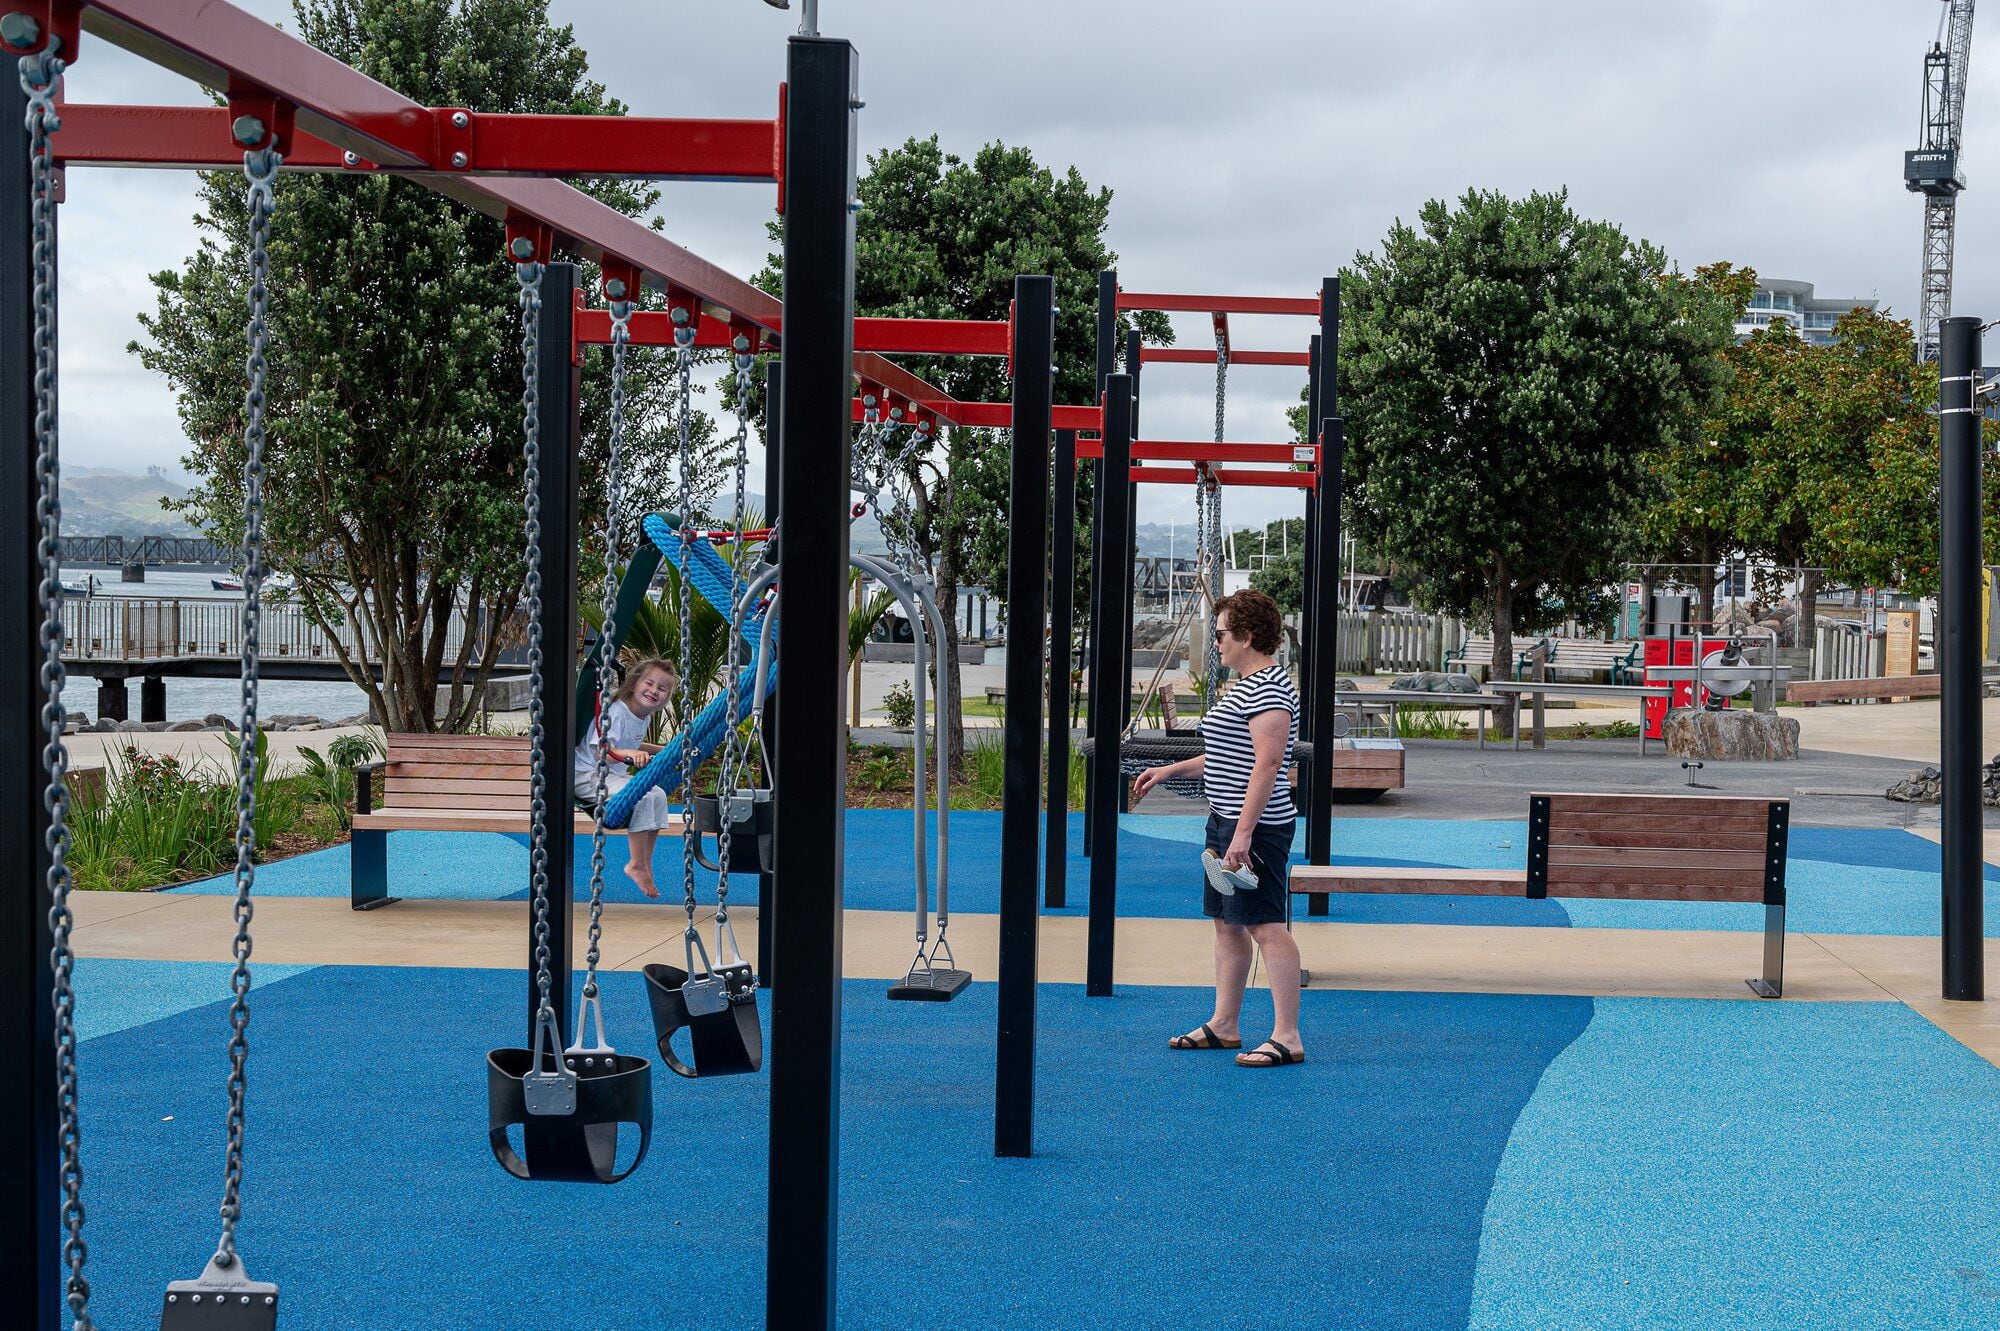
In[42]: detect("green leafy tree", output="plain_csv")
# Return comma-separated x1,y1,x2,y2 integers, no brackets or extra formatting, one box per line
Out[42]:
131,0,712,732
1338,189,1732,699
758,135,1164,768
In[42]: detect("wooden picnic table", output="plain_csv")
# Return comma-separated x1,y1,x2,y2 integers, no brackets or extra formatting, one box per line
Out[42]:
1334,687,1513,749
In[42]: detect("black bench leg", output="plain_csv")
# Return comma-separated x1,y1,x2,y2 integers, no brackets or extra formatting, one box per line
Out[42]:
350,827,399,911
1747,902,1784,998
1308,892,1329,917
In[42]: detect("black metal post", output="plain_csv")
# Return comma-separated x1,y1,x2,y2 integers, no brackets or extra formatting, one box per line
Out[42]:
767,36,857,1331
1299,332,1323,727
2,65,60,1331
528,262,580,1041
1941,315,1985,1001
1121,328,1144,739
996,275,1055,1158
759,357,782,990
1046,427,1077,907
1087,374,1134,997
1305,418,1344,918
1082,269,1117,856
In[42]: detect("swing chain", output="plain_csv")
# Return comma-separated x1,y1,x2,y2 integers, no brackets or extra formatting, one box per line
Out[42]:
583,293,633,1001
712,336,756,929
514,255,557,1022
211,141,282,1269
22,38,94,1330
673,316,701,940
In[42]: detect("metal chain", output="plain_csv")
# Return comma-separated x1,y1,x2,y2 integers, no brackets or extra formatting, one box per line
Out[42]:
583,295,632,1002
1206,328,1229,702
515,258,555,1020
22,40,93,1330
213,141,282,1271
712,337,756,932
672,315,700,936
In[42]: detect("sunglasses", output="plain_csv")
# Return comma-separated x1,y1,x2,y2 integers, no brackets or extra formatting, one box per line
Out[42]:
1212,628,1231,642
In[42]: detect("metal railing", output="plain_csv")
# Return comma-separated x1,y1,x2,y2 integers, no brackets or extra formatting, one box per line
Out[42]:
60,596,476,664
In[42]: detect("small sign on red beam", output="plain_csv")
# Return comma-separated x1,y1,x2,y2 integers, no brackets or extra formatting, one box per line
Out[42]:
1074,440,1317,464
1140,347,1311,368
1116,291,1321,318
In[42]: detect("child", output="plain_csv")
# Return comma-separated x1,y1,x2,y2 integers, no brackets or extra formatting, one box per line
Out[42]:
575,656,679,899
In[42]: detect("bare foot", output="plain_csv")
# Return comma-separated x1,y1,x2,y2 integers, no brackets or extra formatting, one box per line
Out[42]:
625,863,659,899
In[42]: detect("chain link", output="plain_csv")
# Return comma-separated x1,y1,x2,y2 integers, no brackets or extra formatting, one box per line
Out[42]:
1206,330,1229,700
515,260,556,1023
582,296,633,1002
211,142,282,1269
22,40,93,1330
672,317,700,937
711,339,758,933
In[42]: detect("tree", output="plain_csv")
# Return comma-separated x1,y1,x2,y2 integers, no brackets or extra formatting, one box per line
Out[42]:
132,0,713,732
1338,189,1732,698
758,135,1164,768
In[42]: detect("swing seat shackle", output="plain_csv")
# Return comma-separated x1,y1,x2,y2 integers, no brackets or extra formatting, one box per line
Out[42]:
644,961,763,1079
485,1042,654,1185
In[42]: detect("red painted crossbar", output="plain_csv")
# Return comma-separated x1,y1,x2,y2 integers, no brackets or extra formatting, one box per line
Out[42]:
1132,467,1317,489
1117,292,1320,318
1140,347,1311,368
849,400,1102,432
1074,440,1317,465
573,311,1010,359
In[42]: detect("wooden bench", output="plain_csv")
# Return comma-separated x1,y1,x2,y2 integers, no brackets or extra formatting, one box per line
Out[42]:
350,733,683,910
1289,792,1791,997
1785,674,1939,705
1446,638,1641,684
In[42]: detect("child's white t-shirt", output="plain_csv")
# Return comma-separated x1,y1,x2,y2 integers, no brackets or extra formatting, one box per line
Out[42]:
575,699,649,788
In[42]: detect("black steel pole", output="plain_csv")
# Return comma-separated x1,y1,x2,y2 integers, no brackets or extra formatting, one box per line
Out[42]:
1940,315,1985,1001
528,262,580,1042
1046,428,1077,907
767,36,857,1331
996,275,1055,1157
1121,328,1144,739
2,66,60,1331
1087,374,1135,997
1082,270,1117,856
758,358,782,990
1299,333,1323,728
1305,419,1344,920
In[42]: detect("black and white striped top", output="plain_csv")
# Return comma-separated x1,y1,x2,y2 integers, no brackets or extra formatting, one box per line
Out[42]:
1197,664,1299,823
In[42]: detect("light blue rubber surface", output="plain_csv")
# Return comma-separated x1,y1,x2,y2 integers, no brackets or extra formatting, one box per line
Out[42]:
1469,997,2000,1330
171,813,1994,938
72,957,317,1042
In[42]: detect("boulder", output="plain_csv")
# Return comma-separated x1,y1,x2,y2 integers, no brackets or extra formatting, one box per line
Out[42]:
168,719,206,733
1390,670,1480,694
1887,755,2000,806
1662,707,1799,761
201,712,234,729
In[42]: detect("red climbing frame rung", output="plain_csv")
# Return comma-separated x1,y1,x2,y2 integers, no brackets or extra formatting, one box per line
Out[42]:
1074,440,1317,465
1129,467,1318,490
1139,346,1311,368
1116,291,1321,318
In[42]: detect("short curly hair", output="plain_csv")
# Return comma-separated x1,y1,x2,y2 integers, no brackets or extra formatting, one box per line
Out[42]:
1215,589,1283,655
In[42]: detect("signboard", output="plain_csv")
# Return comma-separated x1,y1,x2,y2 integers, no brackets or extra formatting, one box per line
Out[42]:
1885,609,1921,677
1626,581,1643,603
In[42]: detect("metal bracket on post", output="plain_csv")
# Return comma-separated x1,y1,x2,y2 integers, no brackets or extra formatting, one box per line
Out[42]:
223,85,296,158
1524,795,1551,899
1749,800,1789,998
0,0,80,61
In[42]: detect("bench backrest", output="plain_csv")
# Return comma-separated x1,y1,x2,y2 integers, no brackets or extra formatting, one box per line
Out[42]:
1526,792,1787,905
380,732,534,811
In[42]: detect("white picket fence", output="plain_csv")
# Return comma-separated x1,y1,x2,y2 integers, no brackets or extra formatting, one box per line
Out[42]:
1811,621,1887,681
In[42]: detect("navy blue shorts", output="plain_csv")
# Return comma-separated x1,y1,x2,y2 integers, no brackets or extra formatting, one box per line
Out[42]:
1201,813,1294,927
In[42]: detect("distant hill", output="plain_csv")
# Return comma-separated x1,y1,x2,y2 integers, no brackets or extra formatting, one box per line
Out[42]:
61,468,198,538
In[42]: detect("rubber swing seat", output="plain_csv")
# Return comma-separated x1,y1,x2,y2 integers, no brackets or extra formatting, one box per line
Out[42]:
692,789,774,876
644,962,763,1078
887,967,972,1002
485,1046,653,1184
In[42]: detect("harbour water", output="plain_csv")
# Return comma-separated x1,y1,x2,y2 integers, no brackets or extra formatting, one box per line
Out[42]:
60,567,371,723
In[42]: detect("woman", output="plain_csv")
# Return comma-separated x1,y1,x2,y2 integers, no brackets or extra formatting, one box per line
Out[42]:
1132,589,1305,1068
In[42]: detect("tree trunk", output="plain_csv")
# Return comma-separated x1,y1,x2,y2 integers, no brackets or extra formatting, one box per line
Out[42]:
1798,567,1819,657
1695,536,1718,631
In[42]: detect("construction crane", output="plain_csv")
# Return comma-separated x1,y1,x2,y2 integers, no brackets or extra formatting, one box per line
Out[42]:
1907,0,1977,361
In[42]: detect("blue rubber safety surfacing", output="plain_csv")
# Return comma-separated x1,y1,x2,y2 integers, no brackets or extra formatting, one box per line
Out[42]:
71,962,1582,1331
171,813,2000,938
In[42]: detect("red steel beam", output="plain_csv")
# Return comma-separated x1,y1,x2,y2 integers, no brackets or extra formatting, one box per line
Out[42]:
1074,439,1318,465
1132,467,1318,490
1117,291,1321,318
52,102,782,181
850,399,1102,432
45,0,964,421
1140,346,1311,368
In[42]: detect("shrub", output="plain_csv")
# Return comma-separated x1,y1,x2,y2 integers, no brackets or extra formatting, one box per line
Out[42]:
882,680,917,728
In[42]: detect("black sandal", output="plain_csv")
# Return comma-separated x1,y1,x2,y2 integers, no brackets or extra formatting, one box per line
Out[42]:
1168,1023,1242,1051
1235,1039,1304,1068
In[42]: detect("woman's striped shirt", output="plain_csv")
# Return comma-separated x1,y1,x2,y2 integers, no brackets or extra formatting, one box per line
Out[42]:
1197,664,1299,823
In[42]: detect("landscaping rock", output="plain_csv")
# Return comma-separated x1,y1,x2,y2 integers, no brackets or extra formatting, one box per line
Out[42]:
1662,707,1799,761
168,719,206,732
64,710,86,728
91,718,119,732
1390,670,1481,694
1886,755,2000,806
201,712,234,729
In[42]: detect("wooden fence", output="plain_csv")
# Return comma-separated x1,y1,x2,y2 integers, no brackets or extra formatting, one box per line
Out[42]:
1330,610,1464,674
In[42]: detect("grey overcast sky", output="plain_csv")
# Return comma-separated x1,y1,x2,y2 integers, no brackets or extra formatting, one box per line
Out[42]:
49,1,1996,533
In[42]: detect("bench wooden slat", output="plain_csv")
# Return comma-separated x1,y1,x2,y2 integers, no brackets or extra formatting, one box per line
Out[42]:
1327,751,1404,769
353,808,675,835
383,776,533,797
1784,675,1937,704
1550,826,1774,851
1539,792,1778,818
1541,877,1767,903
381,760,532,781
1288,866,1527,895
381,790,546,811
1543,863,1764,894
385,733,530,750
1546,846,1767,870
384,746,535,766
1547,811,1772,836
